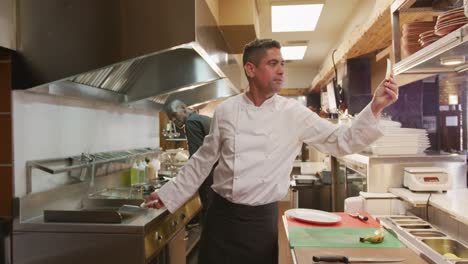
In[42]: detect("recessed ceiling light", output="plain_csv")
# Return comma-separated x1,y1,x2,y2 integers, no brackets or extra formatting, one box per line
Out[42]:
271,4,324,32
282,46,307,60
440,55,465,66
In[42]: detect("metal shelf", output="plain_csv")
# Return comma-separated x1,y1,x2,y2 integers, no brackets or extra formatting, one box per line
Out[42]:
26,148,160,194
165,138,187,141
391,0,468,76
394,24,468,75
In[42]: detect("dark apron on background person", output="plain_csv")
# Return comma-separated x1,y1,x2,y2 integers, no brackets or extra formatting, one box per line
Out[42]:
198,192,278,264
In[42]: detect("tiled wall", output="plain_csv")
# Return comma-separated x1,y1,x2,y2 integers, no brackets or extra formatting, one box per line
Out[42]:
0,49,12,219
12,91,159,197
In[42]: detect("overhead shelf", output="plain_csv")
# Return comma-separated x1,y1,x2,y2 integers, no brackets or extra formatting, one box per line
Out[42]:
394,24,468,75
26,148,160,194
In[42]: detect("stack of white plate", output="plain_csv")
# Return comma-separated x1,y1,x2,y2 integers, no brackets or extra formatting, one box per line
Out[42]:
371,127,430,155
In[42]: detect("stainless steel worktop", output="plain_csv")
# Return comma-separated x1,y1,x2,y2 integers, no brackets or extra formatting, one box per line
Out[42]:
14,206,169,234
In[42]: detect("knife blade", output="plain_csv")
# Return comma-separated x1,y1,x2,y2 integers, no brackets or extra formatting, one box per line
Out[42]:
313,255,404,263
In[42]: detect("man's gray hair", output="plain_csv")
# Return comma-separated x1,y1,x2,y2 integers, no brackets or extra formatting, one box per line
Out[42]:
242,39,281,66
164,99,186,115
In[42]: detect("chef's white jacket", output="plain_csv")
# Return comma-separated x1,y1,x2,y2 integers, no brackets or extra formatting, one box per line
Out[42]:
158,93,383,212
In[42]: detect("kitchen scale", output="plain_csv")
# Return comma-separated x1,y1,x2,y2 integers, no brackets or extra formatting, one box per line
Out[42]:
403,167,450,192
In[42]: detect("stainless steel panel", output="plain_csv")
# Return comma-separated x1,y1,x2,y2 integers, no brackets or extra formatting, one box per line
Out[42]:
125,47,220,102
11,0,240,107
14,0,194,88
421,239,468,259
379,217,451,264
409,230,446,238
164,78,237,107
13,231,145,264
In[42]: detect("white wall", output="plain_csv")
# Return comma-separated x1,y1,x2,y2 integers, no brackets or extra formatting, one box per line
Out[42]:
284,65,317,88
13,91,159,196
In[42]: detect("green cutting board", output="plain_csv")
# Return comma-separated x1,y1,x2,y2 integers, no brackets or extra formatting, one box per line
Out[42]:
288,227,404,248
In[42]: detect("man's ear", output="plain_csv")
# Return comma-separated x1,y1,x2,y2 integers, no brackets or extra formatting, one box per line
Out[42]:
244,62,255,79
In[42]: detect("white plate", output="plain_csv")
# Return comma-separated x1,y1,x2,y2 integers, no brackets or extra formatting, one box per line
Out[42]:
285,208,341,224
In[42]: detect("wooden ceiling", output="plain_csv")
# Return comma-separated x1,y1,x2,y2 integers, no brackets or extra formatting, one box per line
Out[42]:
309,8,436,93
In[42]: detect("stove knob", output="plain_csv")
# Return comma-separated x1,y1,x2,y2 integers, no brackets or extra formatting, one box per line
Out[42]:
154,232,163,242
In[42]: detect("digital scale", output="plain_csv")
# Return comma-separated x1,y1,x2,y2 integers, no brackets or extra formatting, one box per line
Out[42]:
403,167,450,192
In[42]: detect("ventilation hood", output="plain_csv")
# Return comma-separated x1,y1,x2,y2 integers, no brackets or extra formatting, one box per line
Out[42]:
7,0,241,109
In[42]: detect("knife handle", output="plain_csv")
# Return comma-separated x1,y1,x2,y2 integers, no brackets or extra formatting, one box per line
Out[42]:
358,214,369,221
313,255,349,263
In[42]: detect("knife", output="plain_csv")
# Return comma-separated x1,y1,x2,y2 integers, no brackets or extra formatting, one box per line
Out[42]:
313,255,404,263
348,212,369,222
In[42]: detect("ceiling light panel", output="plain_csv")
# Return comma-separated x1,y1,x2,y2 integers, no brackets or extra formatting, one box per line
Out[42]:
282,46,308,60
271,4,324,32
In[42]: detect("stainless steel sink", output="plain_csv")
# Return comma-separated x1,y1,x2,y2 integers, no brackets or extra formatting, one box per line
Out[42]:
394,220,428,225
400,224,432,229
82,198,144,209
44,198,146,223
421,239,468,260
390,216,420,220
409,230,446,238
88,187,145,200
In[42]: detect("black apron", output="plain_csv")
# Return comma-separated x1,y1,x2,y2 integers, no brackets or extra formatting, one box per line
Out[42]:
198,192,278,264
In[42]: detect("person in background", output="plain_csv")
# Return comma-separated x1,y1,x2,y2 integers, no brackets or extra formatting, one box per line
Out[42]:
147,39,399,264
164,100,215,215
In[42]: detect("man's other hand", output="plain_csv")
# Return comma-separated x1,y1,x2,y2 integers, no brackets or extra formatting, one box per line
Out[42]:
143,191,165,209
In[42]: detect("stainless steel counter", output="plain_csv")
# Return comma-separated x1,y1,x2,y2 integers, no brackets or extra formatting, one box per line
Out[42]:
13,168,201,263
14,206,169,234
13,196,201,264
336,152,466,193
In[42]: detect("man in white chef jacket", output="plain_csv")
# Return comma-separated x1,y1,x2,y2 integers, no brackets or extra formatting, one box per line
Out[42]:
145,39,399,264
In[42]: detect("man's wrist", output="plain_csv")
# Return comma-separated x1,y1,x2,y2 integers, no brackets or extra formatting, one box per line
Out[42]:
370,99,382,118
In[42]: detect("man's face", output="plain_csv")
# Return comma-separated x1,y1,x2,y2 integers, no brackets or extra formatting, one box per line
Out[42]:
169,105,187,127
247,48,285,95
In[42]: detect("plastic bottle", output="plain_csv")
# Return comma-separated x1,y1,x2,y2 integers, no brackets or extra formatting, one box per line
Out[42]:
146,158,156,181
153,159,161,178
147,158,161,181
130,161,139,186
138,160,147,184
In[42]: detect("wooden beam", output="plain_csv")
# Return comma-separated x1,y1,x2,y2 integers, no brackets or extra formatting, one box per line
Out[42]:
376,46,392,62
278,88,309,96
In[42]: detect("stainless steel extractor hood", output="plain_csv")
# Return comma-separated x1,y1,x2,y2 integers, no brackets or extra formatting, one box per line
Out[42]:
7,0,241,108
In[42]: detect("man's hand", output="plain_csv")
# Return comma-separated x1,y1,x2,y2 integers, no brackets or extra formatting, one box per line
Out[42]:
371,75,399,117
143,191,165,209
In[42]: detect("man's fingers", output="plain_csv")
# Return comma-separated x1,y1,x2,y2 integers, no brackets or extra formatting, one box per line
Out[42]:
385,87,398,101
144,199,164,209
384,80,398,93
143,191,164,209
